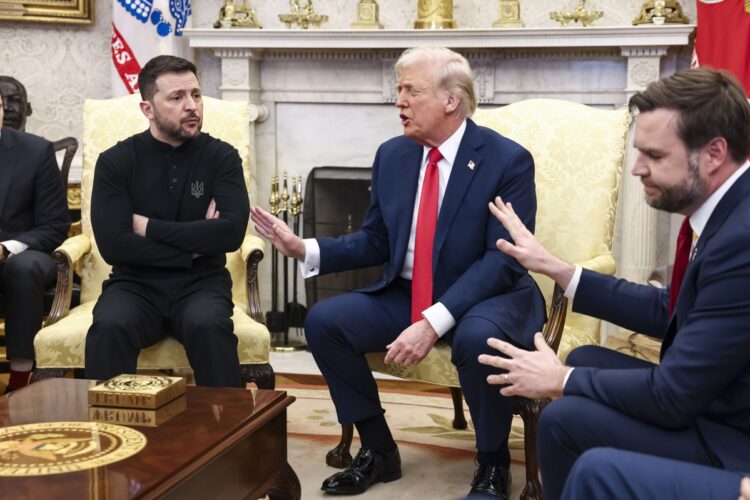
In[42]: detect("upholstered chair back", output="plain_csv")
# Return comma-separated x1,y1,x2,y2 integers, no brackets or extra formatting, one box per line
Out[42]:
80,94,252,308
474,99,631,358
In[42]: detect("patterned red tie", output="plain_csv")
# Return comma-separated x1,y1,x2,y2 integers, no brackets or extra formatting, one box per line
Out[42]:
669,217,693,316
412,147,443,323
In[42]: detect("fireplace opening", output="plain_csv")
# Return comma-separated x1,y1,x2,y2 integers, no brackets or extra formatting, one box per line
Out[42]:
303,167,385,307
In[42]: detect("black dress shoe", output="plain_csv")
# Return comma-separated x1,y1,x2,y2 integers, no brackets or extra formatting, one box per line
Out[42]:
321,446,402,495
468,464,510,499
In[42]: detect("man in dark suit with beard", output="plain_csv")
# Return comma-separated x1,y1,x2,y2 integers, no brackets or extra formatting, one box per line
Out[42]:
0,78,70,392
480,68,750,500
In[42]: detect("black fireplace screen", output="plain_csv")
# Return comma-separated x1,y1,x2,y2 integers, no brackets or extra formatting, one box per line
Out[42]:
303,166,385,306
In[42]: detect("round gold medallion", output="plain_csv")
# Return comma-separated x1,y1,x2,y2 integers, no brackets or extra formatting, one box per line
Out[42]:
0,422,147,476
103,374,173,392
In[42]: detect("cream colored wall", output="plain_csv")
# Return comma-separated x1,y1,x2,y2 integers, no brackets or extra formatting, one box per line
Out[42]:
0,4,111,142
1,0,696,143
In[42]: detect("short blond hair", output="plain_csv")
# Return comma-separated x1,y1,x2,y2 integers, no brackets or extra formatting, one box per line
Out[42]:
395,46,477,118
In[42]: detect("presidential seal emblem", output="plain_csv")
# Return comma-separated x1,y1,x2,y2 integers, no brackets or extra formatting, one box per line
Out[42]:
102,374,173,392
0,422,146,476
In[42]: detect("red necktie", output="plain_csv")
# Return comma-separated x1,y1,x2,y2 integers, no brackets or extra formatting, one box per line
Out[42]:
669,217,693,316
412,148,443,323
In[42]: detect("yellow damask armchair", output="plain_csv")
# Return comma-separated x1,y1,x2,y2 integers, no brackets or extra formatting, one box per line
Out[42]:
31,94,274,389
328,99,631,500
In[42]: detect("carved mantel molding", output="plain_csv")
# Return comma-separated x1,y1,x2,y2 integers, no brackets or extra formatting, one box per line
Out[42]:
185,25,695,113
185,26,694,50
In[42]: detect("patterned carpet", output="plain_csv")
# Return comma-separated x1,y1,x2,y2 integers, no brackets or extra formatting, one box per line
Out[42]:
279,375,527,499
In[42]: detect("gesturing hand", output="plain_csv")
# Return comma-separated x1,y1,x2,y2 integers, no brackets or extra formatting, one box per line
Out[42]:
489,196,575,289
250,206,306,260
384,319,438,367
478,332,568,399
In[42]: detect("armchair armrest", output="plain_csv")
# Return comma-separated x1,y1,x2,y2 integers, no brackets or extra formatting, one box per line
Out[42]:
241,234,266,324
540,254,615,355
240,234,265,261
45,235,92,326
541,284,567,354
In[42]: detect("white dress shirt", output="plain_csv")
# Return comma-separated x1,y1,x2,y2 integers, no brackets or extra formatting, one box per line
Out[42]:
300,120,468,337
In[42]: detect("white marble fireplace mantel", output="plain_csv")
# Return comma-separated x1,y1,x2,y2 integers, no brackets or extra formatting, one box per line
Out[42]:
186,25,693,49
185,25,695,310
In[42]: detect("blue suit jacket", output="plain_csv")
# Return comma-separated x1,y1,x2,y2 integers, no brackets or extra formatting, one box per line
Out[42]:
316,119,546,345
0,126,69,252
567,167,750,471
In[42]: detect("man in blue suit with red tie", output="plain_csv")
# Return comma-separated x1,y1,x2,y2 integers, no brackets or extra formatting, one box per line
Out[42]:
479,67,750,500
252,46,545,498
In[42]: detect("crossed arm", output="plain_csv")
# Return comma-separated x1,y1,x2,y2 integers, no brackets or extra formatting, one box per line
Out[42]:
132,199,220,258
92,151,249,268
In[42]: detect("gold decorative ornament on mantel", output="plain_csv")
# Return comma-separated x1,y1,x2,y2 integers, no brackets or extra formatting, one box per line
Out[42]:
493,0,523,28
550,0,603,27
279,0,328,29
213,0,262,29
633,1,689,25
414,0,456,29
351,0,384,29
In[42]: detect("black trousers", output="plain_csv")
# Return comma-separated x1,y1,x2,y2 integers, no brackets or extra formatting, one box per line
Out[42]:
0,250,56,360
84,268,242,387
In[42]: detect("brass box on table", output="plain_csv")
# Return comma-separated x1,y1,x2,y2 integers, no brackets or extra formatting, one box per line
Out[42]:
88,374,186,410
89,395,187,427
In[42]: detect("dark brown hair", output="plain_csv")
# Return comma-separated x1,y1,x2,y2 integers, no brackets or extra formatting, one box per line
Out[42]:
629,67,750,163
138,55,197,101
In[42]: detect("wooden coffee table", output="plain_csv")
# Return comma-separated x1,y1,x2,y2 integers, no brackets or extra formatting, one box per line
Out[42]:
0,378,299,499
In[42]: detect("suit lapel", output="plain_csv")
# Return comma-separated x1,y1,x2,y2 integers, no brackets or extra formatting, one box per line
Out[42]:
392,143,422,272
433,120,483,265
0,127,18,219
694,167,750,258
661,168,750,357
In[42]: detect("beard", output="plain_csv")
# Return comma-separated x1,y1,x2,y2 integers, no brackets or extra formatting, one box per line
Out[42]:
644,152,708,213
153,109,202,143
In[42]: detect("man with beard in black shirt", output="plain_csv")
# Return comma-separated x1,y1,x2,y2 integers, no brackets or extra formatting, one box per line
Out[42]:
84,56,249,387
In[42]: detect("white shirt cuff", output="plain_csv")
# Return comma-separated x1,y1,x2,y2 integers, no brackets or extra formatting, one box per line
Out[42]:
564,265,583,299
421,302,456,338
2,240,29,258
562,367,574,390
299,238,321,278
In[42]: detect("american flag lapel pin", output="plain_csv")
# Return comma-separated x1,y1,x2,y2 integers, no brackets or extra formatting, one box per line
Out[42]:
467,160,475,170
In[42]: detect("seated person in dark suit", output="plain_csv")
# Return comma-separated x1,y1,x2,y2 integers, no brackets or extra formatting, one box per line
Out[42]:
84,56,249,387
0,79,70,392
253,46,545,499
561,448,749,500
478,68,750,500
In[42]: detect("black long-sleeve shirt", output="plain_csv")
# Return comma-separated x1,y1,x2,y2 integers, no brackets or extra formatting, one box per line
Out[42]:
91,130,250,277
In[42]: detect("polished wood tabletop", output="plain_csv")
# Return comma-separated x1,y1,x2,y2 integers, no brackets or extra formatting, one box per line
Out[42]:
0,378,299,500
